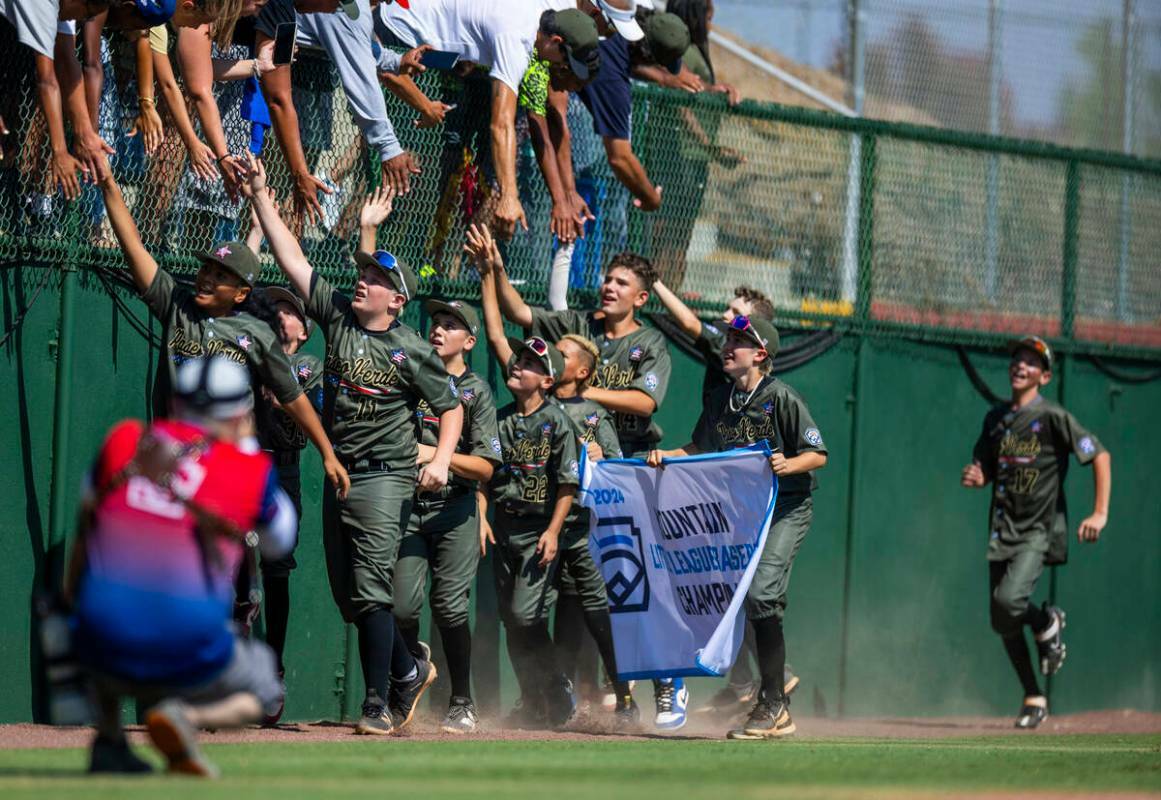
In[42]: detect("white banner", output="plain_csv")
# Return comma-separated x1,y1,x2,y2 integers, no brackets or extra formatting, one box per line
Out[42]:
580,447,777,679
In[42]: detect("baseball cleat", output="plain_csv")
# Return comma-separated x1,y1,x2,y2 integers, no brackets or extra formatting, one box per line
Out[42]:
389,647,438,731
441,696,480,734
731,693,796,739
261,669,287,727
355,700,395,735
88,736,153,774
1035,605,1067,676
613,695,642,731
544,675,578,729
602,679,636,711
653,678,689,730
146,700,219,777
1015,695,1049,729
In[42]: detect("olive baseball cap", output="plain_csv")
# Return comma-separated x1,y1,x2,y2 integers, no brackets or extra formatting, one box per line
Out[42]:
543,9,601,83
425,298,480,336
263,286,312,334
1007,335,1053,370
643,12,691,75
508,335,565,384
200,241,260,288
354,249,417,301
729,315,780,358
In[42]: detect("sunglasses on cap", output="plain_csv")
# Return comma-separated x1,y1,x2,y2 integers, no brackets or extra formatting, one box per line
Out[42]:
524,337,554,376
371,250,409,301
729,315,768,348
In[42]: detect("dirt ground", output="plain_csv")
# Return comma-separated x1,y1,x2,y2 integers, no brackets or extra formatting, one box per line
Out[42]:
2,708,1157,750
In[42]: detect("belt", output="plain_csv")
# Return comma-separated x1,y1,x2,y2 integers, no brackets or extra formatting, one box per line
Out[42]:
263,449,301,467
338,456,394,474
414,484,471,506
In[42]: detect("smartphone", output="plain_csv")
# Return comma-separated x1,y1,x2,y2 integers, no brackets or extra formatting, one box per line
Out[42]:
273,22,297,66
419,49,460,70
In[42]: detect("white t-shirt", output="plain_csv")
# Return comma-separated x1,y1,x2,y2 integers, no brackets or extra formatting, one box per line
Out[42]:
377,0,572,94
1,0,61,59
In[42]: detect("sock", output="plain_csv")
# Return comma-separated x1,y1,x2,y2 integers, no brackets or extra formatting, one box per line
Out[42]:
1002,633,1042,697
582,610,629,696
506,625,545,701
262,574,290,672
552,595,585,685
397,622,421,659
355,608,394,705
439,623,473,700
752,615,787,702
391,622,417,682
1024,602,1051,635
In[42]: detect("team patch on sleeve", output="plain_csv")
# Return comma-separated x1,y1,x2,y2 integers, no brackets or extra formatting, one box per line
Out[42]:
448,376,459,398
569,459,579,478
804,427,824,447
704,324,720,336
491,437,502,454
629,345,644,362
644,373,659,392
1079,436,1095,455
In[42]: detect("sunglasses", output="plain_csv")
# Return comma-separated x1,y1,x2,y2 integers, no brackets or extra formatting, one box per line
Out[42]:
371,250,408,301
729,315,767,348
523,337,555,377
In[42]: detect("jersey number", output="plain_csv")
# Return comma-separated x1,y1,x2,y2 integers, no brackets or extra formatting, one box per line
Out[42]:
522,474,548,505
1012,468,1040,495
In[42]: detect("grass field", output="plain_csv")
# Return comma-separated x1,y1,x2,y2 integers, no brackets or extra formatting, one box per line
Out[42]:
1,735,1158,799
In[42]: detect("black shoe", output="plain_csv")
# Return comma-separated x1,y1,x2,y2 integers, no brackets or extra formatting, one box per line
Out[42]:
388,648,438,731
89,736,152,774
1015,696,1049,729
1035,605,1067,676
613,695,641,731
728,693,796,739
441,696,480,734
543,675,578,729
355,700,395,735
504,695,548,729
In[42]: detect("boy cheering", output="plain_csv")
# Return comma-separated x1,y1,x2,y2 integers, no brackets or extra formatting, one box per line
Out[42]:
648,315,827,739
962,336,1111,729
245,161,464,736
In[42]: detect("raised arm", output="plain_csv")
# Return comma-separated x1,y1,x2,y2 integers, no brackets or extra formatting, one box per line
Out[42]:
258,55,331,223
358,185,396,253
490,79,527,239
97,174,160,292
467,224,515,370
153,47,217,182
128,33,163,156
651,279,704,340
241,155,313,298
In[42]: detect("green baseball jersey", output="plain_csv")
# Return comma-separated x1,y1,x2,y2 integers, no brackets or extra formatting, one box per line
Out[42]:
491,399,580,521
529,308,671,452
693,375,826,496
551,396,622,459
306,274,458,467
256,352,323,452
141,268,302,406
972,396,1106,565
416,368,502,492
694,321,730,403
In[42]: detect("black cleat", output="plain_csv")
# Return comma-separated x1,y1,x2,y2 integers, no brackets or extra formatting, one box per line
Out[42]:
504,695,548,729
388,648,438,731
89,736,152,774
543,675,578,729
728,693,796,739
355,700,395,735
1035,605,1067,676
613,695,641,731
441,696,480,734
1015,696,1049,729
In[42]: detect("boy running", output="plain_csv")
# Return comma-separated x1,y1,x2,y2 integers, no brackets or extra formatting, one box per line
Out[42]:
961,336,1111,729
647,315,827,739
245,162,465,736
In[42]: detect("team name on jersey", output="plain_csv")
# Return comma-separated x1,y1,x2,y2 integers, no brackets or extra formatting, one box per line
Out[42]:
503,435,551,467
715,415,776,447
325,354,400,394
592,362,637,390
998,430,1041,461
169,328,248,366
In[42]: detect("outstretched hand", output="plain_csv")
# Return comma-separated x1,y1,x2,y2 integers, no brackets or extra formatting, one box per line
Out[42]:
360,183,396,228
463,223,502,275
239,152,268,198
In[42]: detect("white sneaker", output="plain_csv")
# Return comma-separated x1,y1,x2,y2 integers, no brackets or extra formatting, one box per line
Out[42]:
653,679,688,730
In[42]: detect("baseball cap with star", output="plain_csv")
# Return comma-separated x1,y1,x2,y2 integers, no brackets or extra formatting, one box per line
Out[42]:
200,241,260,288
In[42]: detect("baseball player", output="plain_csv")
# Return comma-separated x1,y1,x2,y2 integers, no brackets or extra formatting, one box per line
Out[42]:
249,284,325,724
482,334,582,728
96,172,350,500
485,226,684,729
393,297,500,734
472,229,639,725
67,357,296,777
647,315,827,739
961,336,1111,729
246,160,465,736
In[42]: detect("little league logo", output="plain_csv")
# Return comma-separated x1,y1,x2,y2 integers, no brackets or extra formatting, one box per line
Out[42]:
593,516,650,613
805,427,823,447
490,437,502,454
644,373,658,392
448,376,459,398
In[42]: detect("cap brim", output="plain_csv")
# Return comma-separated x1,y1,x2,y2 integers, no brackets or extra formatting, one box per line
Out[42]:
565,50,591,82
354,251,409,297
665,57,683,75
425,299,474,333
340,0,360,20
611,16,645,42
198,253,255,287
507,337,557,382
1006,338,1051,368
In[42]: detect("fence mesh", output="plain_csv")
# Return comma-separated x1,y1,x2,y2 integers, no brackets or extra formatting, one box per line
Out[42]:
0,27,1159,356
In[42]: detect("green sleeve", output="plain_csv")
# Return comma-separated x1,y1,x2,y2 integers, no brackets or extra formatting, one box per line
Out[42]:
972,409,998,480
466,383,502,464
629,332,671,407
696,321,727,357
1055,408,1106,465
595,411,623,459
553,416,580,488
140,268,180,321
528,307,586,342
403,340,458,415
298,354,324,414
305,272,348,330
249,322,303,405
780,390,826,455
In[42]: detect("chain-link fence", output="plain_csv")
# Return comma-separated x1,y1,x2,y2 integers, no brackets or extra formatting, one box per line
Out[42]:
1,29,1159,357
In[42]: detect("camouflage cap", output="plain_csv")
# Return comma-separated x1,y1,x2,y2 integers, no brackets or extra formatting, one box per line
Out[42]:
200,241,260,288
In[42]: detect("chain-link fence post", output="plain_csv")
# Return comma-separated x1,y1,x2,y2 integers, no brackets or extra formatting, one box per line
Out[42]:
1061,160,1081,343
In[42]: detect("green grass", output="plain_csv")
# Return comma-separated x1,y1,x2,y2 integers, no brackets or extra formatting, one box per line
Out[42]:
0,736,1158,799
